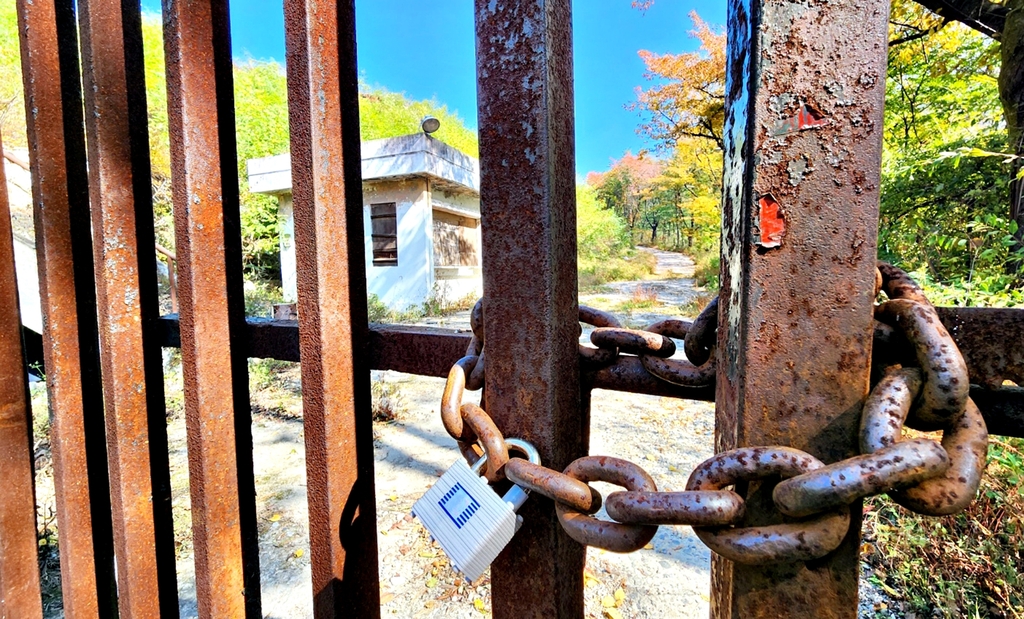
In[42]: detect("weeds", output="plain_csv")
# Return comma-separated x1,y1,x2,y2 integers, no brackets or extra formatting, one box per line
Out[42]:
421,286,477,318
862,436,1024,618
371,378,404,423
369,286,478,324
691,248,719,289
678,291,715,319
37,505,62,617
248,358,302,418
615,286,660,312
244,279,286,317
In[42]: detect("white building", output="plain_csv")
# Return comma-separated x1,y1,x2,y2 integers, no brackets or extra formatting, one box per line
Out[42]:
247,133,482,311
3,149,42,335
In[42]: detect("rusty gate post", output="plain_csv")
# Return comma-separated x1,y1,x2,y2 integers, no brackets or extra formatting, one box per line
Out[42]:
77,0,180,614
163,0,263,616
475,1,584,617
0,131,44,619
284,1,381,617
17,1,118,616
715,1,890,617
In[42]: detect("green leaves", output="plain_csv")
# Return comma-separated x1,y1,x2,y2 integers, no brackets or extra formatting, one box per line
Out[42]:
879,3,1022,303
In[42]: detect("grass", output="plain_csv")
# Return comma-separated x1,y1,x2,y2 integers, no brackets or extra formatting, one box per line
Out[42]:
579,249,658,290
678,290,715,319
614,286,660,312
862,436,1024,618
368,286,479,324
691,248,719,289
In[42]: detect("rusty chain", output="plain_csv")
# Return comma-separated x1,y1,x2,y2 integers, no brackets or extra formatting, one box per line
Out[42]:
435,262,989,565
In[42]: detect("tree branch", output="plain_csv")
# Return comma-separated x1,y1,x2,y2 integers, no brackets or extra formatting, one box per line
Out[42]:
889,19,951,47
911,0,1007,39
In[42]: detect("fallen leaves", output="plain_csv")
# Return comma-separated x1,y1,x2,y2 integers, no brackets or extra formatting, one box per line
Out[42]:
600,587,628,617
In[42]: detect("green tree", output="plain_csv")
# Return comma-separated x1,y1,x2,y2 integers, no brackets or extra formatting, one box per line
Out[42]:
2,12,479,278
880,1,1022,299
0,1,25,149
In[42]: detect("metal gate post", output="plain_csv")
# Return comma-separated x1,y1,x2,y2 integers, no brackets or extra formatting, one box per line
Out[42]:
164,0,263,615
0,131,44,619
716,1,890,617
284,1,382,616
77,0,180,614
16,1,117,614
475,1,585,617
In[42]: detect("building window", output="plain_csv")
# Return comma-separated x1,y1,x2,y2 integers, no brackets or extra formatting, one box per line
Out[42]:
371,203,398,266
433,211,479,267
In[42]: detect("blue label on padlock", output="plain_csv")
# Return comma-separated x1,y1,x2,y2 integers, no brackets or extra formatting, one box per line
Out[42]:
440,482,481,529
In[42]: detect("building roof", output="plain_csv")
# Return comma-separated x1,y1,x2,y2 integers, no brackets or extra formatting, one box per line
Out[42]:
246,133,480,196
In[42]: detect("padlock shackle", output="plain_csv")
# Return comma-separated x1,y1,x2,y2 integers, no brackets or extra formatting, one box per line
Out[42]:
505,438,541,466
471,437,541,475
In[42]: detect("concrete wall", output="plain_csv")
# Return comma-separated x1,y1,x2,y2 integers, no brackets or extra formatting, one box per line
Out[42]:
363,178,432,311
278,196,297,302
277,179,434,311
274,176,484,311
12,236,41,334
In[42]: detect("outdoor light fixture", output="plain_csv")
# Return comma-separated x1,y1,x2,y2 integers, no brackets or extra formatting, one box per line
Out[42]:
421,115,441,134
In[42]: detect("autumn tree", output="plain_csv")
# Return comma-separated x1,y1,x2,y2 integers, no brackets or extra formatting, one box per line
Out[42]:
631,12,726,150
648,138,722,251
587,152,662,236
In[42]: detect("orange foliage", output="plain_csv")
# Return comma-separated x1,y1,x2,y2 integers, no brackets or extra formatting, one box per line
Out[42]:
632,12,726,150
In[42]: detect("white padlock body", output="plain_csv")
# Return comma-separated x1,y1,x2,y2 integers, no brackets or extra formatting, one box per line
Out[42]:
412,459,519,582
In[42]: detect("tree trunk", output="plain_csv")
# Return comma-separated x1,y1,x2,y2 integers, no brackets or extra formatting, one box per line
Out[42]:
1000,0,1024,275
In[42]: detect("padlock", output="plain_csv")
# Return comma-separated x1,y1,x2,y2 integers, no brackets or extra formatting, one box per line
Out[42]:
411,438,539,582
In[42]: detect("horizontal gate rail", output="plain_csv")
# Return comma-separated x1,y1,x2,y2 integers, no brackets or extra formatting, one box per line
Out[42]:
141,311,1024,439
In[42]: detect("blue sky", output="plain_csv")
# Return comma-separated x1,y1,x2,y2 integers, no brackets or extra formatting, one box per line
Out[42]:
141,0,725,176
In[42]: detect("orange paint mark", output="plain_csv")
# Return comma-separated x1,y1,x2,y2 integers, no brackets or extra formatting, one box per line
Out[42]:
758,194,785,249
772,104,828,136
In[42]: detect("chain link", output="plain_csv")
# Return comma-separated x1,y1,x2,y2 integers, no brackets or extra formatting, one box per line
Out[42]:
434,263,990,563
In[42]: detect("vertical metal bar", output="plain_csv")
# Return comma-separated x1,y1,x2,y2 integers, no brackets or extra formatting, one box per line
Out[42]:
284,1,381,616
715,1,890,617
474,1,584,617
163,0,263,615
77,0,180,614
0,130,44,619
16,1,118,615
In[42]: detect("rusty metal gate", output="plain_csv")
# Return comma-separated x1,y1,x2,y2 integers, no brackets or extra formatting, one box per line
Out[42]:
2,0,1022,617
